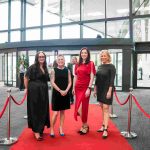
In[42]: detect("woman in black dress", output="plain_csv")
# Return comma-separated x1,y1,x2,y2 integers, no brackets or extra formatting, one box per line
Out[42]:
50,54,71,137
24,51,50,141
94,50,116,139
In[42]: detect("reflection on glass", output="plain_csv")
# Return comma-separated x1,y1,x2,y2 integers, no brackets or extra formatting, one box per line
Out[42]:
137,54,150,87
43,27,59,39
11,0,21,29
10,31,21,42
0,2,8,30
83,22,105,38
62,25,80,39
133,18,150,42
107,20,129,38
0,32,8,43
107,0,129,18
83,0,105,20
26,29,40,41
132,0,150,15
43,0,60,25
62,0,80,23
26,0,41,27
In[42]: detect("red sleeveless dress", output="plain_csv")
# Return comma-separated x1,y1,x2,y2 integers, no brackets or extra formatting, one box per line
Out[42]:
74,61,96,123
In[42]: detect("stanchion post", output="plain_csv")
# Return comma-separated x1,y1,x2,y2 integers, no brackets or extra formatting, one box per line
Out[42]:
121,88,137,139
109,104,118,118
0,88,18,145
109,95,118,118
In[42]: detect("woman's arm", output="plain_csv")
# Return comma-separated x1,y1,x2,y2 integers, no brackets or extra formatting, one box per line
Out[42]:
50,69,61,92
65,70,72,93
24,76,28,89
88,72,95,88
85,72,95,97
72,74,77,95
107,65,116,99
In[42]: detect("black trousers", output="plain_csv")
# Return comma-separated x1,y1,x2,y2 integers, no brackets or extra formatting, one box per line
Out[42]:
20,73,24,90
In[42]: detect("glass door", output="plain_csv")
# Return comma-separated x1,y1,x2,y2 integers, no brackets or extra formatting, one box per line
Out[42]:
4,52,13,86
137,53,150,87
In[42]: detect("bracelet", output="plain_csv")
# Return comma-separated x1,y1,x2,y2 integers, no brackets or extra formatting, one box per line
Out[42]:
58,89,61,92
88,87,92,90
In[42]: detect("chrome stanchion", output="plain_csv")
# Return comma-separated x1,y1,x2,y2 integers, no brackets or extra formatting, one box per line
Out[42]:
109,104,118,118
121,88,137,139
0,88,18,145
109,95,117,118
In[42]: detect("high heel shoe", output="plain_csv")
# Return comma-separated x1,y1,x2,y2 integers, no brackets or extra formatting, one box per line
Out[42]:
102,128,108,139
80,126,89,135
77,125,84,133
40,132,43,137
97,124,104,132
50,128,55,137
59,128,65,136
50,133,55,138
34,133,43,141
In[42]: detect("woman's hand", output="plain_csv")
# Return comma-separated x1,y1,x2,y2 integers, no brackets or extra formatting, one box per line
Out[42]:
72,89,75,95
60,90,67,96
85,88,90,98
24,88,28,94
106,91,111,99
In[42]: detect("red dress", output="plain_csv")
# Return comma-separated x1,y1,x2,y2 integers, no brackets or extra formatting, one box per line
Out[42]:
74,61,96,123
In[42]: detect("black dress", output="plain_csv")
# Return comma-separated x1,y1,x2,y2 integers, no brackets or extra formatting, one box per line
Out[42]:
52,67,70,111
95,64,116,105
25,64,50,133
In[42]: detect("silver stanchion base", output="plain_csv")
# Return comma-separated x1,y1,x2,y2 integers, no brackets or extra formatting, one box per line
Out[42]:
109,113,118,118
0,137,18,145
121,131,137,139
23,115,28,119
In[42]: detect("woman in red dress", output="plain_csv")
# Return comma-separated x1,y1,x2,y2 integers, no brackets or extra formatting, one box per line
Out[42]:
73,47,96,135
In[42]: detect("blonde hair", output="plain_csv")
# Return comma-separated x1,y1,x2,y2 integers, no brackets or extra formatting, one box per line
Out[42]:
100,50,111,63
57,54,65,59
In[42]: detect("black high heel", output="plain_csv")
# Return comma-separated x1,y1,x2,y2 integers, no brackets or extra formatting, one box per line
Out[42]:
80,126,89,135
34,133,43,141
102,128,108,139
77,125,84,133
97,124,104,132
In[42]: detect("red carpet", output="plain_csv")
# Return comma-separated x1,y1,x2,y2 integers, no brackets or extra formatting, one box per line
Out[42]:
10,104,133,150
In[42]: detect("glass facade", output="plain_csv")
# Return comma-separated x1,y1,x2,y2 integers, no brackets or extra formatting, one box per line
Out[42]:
137,54,150,87
0,0,150,43
133,18,150,42
107,20,129,38
0,0,150,89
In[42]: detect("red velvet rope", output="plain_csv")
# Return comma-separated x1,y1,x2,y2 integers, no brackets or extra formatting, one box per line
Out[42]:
114,90,130,106
132,95,150,119
10,92,27,105
0,97,9,118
